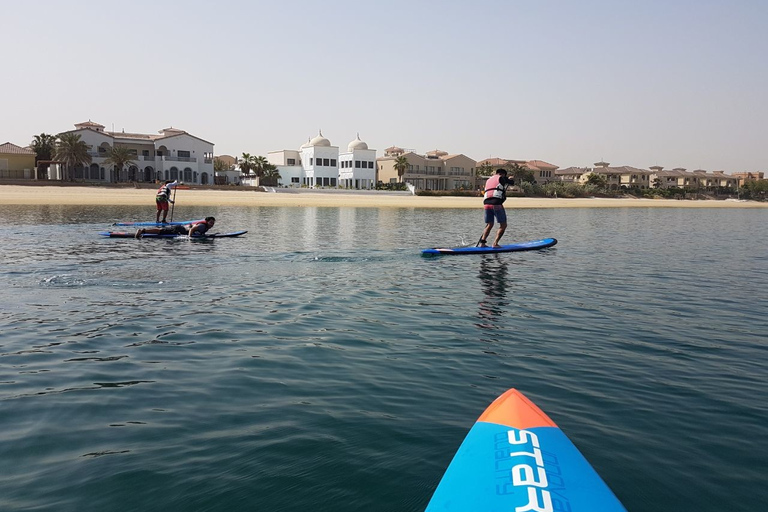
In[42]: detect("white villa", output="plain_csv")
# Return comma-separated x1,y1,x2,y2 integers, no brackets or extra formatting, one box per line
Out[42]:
266,132,376,189
339,134,376,189
53,121,215,184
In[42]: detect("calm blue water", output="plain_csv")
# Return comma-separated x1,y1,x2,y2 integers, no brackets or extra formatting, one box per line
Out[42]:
1,203,766,512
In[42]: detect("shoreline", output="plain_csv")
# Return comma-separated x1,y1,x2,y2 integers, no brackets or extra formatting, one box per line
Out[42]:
0,184,765,208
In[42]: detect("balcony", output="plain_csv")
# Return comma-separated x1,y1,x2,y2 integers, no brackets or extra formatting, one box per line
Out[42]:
407,169,445,176
162,156,197,162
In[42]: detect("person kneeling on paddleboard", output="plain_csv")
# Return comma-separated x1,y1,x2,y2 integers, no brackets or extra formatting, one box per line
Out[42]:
136,217,215,239
479,169,514,248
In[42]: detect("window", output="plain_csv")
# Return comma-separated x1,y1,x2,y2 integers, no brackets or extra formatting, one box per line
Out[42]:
323,158,330,166
142,150,150,156
330,178,337,186
178,150,191,158
355,161,360,168
331,159,336,166
129,149,138,156
287,158,296,165
98,147,107,153
292,177,299,183
310,158,313,165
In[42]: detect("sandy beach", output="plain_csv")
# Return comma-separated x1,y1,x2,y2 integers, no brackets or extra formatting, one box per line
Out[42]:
0,184,765,208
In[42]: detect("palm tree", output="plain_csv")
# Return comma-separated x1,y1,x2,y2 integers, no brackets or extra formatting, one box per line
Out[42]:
30,133,57,179
506,163,534,185
253,156,269,177
261,164,281,187
394,155,409,181
102,145,136,182
239,153,255,176
54,133,91,181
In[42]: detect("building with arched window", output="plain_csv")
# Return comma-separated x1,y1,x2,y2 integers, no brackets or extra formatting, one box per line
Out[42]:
54,121,214,184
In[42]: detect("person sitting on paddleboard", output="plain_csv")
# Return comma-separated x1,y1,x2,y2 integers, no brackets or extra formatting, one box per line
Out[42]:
135,217,215,239
155,180,178,223
479,169,514,248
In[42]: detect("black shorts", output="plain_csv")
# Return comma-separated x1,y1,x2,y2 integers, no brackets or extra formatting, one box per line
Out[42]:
161,225,188,235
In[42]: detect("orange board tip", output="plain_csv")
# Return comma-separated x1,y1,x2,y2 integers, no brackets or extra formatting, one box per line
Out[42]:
477,388,558,429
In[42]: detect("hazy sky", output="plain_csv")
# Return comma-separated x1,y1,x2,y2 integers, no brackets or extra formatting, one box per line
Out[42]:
3,0,766,171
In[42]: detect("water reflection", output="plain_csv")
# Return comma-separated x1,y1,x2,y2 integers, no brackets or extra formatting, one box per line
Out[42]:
476,255,510,330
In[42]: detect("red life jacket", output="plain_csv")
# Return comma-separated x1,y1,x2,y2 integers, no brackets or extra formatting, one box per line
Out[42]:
484,174,506,201
188,220,211,234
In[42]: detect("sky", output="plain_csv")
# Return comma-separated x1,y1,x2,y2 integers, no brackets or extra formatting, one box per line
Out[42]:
2,0,766,172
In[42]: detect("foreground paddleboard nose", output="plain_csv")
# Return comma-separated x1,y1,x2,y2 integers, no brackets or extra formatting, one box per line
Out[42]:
425,388,627,511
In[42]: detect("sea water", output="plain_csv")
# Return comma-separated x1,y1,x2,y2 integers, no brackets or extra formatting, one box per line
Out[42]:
0,204,766,512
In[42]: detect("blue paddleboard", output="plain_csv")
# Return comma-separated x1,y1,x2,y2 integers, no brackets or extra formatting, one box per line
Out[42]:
426,388,627,511
99,230,247,239
422,238,557,256
112,219,203,227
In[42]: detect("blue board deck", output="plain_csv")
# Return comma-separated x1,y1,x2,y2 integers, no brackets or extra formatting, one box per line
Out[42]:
426,388,627,511
112,219,202,227
421,237,557,255
99,230,247,239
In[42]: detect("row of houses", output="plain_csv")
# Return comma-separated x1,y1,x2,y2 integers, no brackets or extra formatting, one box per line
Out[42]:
243,138,560,191
556,162,750,190
2,122,764,190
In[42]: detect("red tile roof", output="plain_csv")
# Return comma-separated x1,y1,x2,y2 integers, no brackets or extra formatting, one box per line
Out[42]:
0,142,35,155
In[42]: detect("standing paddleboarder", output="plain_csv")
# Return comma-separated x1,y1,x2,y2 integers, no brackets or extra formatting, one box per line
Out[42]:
479,169,514,248
155,180,178,223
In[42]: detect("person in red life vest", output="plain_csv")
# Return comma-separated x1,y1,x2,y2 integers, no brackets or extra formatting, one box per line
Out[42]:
155,180,178,223
135,217,215,239
479,169,514,247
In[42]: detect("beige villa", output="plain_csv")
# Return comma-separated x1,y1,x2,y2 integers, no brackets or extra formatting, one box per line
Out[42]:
556,162,653,190
0,142,36,179
647,166,739,190
730,171,764,187
476,158,559,188
377,147,476,190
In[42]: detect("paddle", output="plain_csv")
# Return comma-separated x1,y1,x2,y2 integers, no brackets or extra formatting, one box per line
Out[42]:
169,184,178,223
